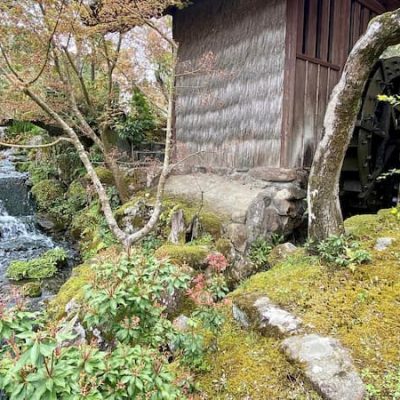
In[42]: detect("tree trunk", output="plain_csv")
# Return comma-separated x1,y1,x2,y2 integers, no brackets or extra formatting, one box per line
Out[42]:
308,9,400,241
100,126,130,204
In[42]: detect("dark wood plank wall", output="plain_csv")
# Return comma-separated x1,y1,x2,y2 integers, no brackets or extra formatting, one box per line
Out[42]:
281,0,384,168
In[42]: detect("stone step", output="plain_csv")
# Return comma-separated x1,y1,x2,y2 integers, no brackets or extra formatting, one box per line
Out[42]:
232,294,303,337
232,294,366,399
282,334,365,400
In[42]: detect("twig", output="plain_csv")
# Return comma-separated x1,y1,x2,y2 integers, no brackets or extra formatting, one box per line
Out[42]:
0,137,73,149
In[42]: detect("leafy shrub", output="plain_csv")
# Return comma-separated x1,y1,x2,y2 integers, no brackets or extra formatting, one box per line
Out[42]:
249,238,273,269
249,234,284,270
5,120,44,138
28,162,58,185
115,89,157,145
0,253,221,399
6,247,67,281
306,234,371,270
206,252,228,273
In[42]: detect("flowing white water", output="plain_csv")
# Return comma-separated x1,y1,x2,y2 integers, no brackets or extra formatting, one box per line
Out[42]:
0,143,64,300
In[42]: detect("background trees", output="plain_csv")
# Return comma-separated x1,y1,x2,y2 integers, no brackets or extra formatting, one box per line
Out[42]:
0,0,184,251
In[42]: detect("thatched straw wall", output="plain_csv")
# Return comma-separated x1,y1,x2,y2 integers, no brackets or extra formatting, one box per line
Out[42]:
173,0,286,169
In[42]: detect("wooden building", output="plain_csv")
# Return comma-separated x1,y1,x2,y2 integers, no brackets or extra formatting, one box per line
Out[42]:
172,0,400,171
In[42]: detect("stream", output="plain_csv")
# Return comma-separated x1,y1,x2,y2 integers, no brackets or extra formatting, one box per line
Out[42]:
0,129,74,305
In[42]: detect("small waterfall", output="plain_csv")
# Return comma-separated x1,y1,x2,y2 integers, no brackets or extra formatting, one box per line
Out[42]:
0,142,69,301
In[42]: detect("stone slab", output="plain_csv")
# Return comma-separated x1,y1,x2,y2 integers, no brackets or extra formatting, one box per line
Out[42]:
165,174,260,218
233,295,302,337
282,334,365,400
249,167,298,182
374,237,394,251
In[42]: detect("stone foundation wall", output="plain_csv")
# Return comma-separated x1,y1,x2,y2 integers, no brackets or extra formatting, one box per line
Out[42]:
166,167,308,253
225,180,307,254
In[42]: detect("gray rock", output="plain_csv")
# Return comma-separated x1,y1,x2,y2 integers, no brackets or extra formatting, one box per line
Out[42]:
273,197,296,216
227,256,260,284
269,243,297,267
249,167,298,182
232,304,250,328
275,186,307,201
173,315,190,332
233,295,302,337
226,223,248,252
168,209,185,244
282,334,365,400
231,210,247,224
36,215,56,232
246,191,281,243
374,237,394,251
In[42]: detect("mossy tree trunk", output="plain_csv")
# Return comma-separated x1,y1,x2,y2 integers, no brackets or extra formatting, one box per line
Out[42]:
308,9,400,241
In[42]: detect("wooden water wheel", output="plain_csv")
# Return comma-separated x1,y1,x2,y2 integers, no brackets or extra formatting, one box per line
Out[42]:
340,57,400,214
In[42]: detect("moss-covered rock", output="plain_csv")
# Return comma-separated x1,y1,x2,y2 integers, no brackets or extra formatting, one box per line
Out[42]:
268,242,297,267
31,179,64,211
114,198,150,231
47,264,94,320
6,248,67,281
114,194,225,242
196,310,321,399
66,180,88,211
22,282,42,298
162,196,225,240
93,166,114,185
215,238,232,257
70,202,119,259
155,244,209,269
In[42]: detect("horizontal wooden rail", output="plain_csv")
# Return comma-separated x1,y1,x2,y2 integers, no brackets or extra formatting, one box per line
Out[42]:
296,54,341,71
355,0,385,14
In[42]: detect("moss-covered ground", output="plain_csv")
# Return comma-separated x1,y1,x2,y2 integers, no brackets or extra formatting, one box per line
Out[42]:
195,210,400,399
195,309,321,399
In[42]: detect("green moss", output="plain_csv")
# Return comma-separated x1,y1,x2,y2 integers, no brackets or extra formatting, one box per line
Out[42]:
93,166,114,185
114,197,148,229
66,180,87,211
163,197,225,239
215,238,232,256
197,310,321,399
47,264,94,320
70,202,118,259
7,248,67,281
22,282,42,298
15,161,30,173
155,244,209,268
114,194,225,242
224,211,400,397
31,179,64,211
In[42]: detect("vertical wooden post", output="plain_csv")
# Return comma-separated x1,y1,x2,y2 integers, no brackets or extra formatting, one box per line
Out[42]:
280,0,300,168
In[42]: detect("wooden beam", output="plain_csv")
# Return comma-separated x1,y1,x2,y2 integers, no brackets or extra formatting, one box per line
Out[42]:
356,0,386,13
281,0,300,167
296,53,341,70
